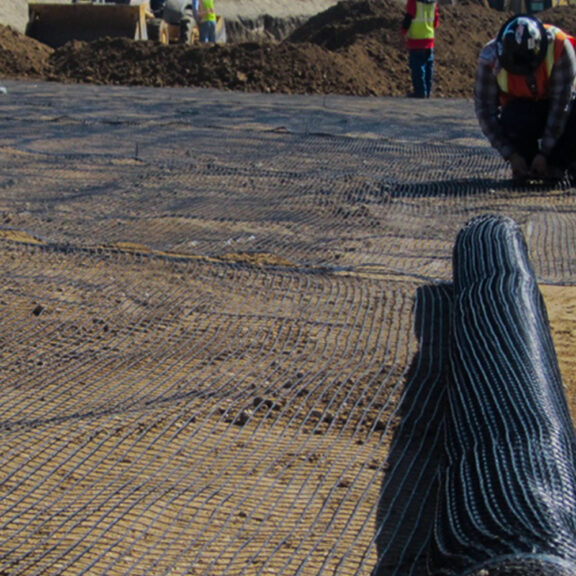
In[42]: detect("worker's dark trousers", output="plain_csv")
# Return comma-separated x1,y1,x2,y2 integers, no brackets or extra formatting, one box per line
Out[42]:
500,98,576,169
408,49,434,98
199,21,216,43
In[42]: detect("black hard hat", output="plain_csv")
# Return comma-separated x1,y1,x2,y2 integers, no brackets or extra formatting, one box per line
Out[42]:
496,14,548,75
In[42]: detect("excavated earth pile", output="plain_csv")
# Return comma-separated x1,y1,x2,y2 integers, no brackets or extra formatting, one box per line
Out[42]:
2,0,576,96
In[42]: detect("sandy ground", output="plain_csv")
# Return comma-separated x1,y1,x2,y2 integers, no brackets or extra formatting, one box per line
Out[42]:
1,80,576,576
542,285,576,419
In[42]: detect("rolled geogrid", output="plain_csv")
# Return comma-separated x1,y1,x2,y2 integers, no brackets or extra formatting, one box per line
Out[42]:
431,215,576,576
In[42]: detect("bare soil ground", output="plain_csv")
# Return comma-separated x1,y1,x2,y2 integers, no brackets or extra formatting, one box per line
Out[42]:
2,2,576,574
1,81,576,575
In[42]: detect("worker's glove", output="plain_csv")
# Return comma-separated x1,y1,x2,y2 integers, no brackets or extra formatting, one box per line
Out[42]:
508,153,530,180
530,153,548,178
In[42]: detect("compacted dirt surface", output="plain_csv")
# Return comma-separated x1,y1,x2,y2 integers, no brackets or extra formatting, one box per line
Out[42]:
2,2,576,576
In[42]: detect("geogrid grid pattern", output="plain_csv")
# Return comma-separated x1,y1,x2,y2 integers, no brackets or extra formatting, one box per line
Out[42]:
0,81,576,576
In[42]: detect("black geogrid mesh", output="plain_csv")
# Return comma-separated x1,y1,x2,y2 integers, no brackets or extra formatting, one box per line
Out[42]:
0,81,575,576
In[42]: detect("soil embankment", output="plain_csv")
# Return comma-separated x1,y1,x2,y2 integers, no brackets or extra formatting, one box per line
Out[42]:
2,0,576,97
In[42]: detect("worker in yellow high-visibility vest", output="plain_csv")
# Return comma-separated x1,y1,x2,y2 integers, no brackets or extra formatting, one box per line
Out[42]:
193,0,217,42
400,0,439,98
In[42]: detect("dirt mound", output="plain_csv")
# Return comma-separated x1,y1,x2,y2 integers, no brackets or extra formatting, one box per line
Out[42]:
0,24,53,78
2,0,576,97
47,37,399,95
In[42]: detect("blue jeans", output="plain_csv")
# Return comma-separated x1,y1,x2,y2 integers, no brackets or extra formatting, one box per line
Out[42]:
409,48,434,98
199,20,216,43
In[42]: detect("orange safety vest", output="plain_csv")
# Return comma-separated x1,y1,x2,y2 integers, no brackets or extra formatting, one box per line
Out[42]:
496,25,575,104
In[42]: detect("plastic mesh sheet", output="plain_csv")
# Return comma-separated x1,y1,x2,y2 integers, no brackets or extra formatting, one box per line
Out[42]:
0,81,575,576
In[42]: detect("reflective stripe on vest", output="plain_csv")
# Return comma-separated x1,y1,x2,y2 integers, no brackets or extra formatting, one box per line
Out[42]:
406,1,436,40
199,0,216,22
496,26,573,100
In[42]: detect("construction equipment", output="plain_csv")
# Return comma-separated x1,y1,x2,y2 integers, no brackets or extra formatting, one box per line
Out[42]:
148,0,196,44
26,0,225,48
148,0,226,44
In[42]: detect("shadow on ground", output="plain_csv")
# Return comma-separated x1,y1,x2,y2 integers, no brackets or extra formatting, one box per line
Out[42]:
373,284,452,576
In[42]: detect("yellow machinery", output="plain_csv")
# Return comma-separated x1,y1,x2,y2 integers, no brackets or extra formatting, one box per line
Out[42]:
26,0,225,48
147,11,226,44
27,1,152,47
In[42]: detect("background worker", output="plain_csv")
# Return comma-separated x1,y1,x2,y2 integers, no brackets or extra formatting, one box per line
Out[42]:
400,0,439,98
475,14,576,181
193,0,217,42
